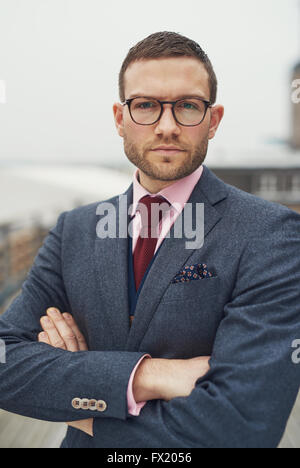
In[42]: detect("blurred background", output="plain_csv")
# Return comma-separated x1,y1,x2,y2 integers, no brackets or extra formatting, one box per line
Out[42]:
0,0,299,448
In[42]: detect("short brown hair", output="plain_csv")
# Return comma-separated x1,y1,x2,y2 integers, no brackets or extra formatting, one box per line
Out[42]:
119,31,218,105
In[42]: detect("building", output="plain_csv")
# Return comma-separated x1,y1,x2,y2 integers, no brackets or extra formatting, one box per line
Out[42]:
208,57,300,214
291,61,300,150
209,148,300,214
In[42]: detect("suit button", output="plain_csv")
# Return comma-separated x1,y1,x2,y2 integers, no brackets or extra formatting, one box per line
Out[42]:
80,398,90,410
72,398,81,409
88,399,98,411
96,400,107,412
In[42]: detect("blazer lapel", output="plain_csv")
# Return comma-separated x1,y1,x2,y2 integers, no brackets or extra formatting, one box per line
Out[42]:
94,185,133,350
125,165,229,351
93,165,229,351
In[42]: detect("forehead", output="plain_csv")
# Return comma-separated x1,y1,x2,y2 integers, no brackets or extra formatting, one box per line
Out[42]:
124,57,210,100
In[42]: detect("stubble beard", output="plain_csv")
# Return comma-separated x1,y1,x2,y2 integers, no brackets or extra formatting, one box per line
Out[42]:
123,133,209,182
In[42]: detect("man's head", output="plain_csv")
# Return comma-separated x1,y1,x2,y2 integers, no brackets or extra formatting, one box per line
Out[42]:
113,31,224,193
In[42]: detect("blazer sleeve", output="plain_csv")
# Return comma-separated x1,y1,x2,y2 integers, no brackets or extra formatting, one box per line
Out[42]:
0,212,146,423
93,209,300,448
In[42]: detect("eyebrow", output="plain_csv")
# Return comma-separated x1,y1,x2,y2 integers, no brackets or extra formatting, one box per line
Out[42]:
127,93,209,101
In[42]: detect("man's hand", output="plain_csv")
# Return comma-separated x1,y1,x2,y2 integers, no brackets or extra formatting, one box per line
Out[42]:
133,355,211,403
38,308,93,437
38,308,210,435
38,308,88,352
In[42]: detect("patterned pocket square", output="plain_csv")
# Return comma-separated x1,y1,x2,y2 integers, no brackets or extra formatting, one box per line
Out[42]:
172,263,216,283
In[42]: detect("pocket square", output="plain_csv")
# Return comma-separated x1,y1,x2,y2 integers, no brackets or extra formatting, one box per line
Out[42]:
172,263,216,283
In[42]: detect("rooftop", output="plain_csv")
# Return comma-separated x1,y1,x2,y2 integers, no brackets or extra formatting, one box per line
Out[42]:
206,146,300,169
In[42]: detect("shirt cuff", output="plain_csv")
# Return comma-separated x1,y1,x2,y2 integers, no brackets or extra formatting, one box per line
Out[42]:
127,354,152,416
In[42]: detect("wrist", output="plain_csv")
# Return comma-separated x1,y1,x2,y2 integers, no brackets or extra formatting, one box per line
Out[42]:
132,357,164,403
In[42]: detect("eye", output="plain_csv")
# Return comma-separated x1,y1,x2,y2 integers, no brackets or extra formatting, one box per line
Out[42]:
178,101,198,110
134,101,158,110
140,102,153,109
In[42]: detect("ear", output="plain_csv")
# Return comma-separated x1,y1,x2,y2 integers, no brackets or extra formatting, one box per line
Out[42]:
113,102,125,137
208,105,224,140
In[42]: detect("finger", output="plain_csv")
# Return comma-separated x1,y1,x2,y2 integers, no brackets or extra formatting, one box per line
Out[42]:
38,331,51,345
46,308,79,352
40,315,68,351
66,419,93,437
62,313,88,351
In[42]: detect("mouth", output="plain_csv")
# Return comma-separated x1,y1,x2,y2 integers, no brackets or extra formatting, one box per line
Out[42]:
150,147,185,156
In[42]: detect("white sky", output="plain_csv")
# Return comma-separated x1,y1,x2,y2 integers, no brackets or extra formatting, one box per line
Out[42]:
0,0,299,165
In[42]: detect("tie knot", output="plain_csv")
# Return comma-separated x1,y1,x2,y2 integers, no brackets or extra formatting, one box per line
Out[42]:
137,195,170,233
133,195,171,291
139,195,168,208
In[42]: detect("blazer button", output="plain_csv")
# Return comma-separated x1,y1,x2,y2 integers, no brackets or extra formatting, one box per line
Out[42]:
72,398,81,409
88,399,98,411
80,398,90,410
96,400,107,412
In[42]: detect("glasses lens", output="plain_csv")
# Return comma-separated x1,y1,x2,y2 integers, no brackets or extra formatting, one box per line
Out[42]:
130,98,161,124
174,99,206,125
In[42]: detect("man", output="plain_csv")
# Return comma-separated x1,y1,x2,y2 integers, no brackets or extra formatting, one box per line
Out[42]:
0,31,300,448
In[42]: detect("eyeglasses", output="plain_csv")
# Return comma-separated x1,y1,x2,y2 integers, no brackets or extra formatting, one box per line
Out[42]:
123,96,212,127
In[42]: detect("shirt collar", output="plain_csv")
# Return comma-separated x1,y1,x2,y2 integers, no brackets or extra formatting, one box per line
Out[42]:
131,165,203,218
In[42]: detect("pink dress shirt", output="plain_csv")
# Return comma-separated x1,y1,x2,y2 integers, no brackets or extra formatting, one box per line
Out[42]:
127,165,204,416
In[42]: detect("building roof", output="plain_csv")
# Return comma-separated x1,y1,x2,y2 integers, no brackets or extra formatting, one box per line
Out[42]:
1,151,300,227
206,146,300,169
293,61,300,73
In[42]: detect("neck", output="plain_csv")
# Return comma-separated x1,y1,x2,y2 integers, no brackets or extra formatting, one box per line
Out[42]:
137,170,177,194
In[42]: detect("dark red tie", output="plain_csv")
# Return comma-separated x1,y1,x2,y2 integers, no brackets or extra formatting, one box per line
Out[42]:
133,195,170,291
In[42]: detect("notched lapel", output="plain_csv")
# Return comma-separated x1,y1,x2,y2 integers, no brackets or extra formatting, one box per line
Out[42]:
126,166,228,351
92,166,229,352
93,187,133,349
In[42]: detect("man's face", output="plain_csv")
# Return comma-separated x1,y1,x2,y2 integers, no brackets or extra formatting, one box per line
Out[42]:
114,57,222,183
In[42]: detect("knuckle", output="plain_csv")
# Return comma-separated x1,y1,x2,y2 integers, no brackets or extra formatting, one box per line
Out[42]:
63,313,73,321
62,333,76,341
41,318,53,328
52,315,63,322
53,340,66,348
77,335,86,343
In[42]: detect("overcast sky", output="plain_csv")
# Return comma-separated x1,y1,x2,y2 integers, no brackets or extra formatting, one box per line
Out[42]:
0,0,299,165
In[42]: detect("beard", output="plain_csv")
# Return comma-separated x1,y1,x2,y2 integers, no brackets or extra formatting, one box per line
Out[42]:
123,133,209,182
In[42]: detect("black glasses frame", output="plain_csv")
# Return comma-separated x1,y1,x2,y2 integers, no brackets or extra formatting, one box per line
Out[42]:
123,97,212,127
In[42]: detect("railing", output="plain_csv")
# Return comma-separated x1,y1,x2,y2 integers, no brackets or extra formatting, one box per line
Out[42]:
0,221,50,315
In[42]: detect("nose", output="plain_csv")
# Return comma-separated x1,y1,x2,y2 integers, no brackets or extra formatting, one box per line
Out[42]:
154,104,181,137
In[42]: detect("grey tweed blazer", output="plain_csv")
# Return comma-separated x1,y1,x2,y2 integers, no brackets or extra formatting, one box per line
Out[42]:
0,165,300,448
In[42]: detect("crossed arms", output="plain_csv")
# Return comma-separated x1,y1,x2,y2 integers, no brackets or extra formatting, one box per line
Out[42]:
0,209,300,447
38,308,211,437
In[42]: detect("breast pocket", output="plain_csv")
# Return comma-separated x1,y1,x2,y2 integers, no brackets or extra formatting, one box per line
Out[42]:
142,275,223,358
160,276,221,304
